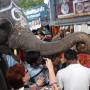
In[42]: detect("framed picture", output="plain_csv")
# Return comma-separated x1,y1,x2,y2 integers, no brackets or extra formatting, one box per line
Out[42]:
73,0,90,15
56,0,74,19
55,0,90,19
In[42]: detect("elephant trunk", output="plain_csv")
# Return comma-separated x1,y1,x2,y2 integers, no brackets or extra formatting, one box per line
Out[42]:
8,29,90,56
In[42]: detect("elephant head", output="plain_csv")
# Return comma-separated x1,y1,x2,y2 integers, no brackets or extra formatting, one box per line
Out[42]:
0,0,90,56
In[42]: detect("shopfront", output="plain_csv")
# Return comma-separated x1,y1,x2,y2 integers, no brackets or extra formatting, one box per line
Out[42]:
49,0,90,36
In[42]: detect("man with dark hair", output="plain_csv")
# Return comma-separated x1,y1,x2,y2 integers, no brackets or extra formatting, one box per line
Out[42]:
25,51,49,85
25,51,41,67
56,49,90,90
64,49,77,60
48,52,67,74
64,49,77,65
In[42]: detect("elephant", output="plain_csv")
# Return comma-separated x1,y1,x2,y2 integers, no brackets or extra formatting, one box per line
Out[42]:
0,0,90,56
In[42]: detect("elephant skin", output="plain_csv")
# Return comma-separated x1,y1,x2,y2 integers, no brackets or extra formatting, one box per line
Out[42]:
0,0,90,56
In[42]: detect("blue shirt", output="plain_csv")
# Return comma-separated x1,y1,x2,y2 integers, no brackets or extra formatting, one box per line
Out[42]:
4,55,18,67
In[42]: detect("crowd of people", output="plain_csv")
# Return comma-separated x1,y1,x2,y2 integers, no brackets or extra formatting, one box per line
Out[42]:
0,27,90,90
4,47,90,90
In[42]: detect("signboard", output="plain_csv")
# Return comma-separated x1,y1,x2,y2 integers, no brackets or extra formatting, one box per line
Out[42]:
24,4,49,30
56,0,74,18
55,0,90,19
24,4,49,22
74,0,90,14
29,18,41,30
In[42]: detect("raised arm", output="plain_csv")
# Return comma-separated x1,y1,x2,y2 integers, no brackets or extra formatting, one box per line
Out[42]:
45,58,59,90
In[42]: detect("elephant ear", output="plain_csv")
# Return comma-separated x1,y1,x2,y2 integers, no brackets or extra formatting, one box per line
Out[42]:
0,19,12,45
0,19,12,54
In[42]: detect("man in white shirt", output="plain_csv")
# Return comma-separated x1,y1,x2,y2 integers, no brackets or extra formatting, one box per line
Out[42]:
56,49,90,90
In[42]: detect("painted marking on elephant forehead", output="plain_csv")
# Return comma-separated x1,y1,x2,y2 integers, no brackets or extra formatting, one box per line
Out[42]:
0,2,12,12
11,7,22,21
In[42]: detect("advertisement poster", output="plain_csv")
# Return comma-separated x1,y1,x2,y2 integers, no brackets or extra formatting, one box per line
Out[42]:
56,0,74,19
74,0,90,14
24,4,50,30
55,0,90,19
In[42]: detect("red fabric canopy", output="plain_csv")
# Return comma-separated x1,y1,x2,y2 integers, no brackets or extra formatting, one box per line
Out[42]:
78,54,90,68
